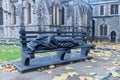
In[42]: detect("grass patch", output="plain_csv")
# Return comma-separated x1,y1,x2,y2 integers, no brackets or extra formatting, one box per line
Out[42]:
0,45,21,62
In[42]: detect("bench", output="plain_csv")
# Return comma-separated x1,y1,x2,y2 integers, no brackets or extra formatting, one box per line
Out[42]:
19,26,95,67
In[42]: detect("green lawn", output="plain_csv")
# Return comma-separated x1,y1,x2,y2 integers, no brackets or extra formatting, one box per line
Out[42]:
0,45,21,62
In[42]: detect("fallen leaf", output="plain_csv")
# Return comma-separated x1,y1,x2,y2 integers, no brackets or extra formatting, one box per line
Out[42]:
11,70,18,73
102,66,116,71
60,73,69,80
79,76,93,80
89,72,97,76
102,57,109,60
49,65,55,69
44,70,53,74
95,75,108,80
89,50,96,54
3,68,12,72
114,62,120,66
70,62,74,64
110,71,120,77
85,59,90,62
85,66,92,68
0,66,3,70
90,59,97,63
68,72,78,77
52,76,62,80
38,69,42,72
65,66,74,70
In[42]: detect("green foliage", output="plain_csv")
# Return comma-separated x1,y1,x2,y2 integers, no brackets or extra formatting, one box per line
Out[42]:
0,45,21,62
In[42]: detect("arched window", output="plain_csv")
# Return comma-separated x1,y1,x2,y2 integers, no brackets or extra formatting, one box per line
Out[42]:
52,4,59,26
11,5,16,25
81,6,88,27
26,3,31,24
99,23,108,36
52,4,56,25
56,5,59,25
0,7,3,25
61,6,65,25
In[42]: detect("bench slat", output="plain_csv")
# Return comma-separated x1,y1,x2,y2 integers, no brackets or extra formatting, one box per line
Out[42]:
20,31,83,34
20,35,82,39
25,44,95,54
20,40,30,43
34,48,68,53
20,36,37,38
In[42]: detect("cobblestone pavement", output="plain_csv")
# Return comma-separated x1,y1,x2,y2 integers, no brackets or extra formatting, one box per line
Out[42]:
0,42,120,80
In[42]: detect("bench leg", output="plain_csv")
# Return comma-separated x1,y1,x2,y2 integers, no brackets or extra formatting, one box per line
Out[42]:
24,57,30,66
81,47,90,57
21,51,32,66
57,49,69,60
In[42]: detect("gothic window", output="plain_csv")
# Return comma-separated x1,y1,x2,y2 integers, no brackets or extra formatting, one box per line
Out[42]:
100,5,104,15
26,3,31,24
110,4,118,14
11,5,16,25
100,24,107,36
0,7,3,25
61,6,65,25
52,4,56,25
81,6,87,27
56,5,59,25
52,4,59,26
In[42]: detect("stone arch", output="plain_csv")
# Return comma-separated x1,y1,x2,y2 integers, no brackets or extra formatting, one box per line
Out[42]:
25,0,35,7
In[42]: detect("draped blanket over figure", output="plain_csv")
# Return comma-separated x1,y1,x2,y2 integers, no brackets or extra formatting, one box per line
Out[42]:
27,35,80,52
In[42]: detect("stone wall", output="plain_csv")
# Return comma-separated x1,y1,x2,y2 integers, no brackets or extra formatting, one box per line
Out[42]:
2,0,93,39
91,0,120,42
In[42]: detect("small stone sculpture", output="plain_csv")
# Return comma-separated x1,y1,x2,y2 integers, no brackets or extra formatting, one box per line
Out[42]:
27,34,80,51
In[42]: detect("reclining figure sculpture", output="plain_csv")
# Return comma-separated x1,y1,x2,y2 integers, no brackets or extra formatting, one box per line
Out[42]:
27,34,80,52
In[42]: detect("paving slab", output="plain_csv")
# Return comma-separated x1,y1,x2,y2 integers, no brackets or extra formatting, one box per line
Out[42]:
0,43,120,80
0,55,120,80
